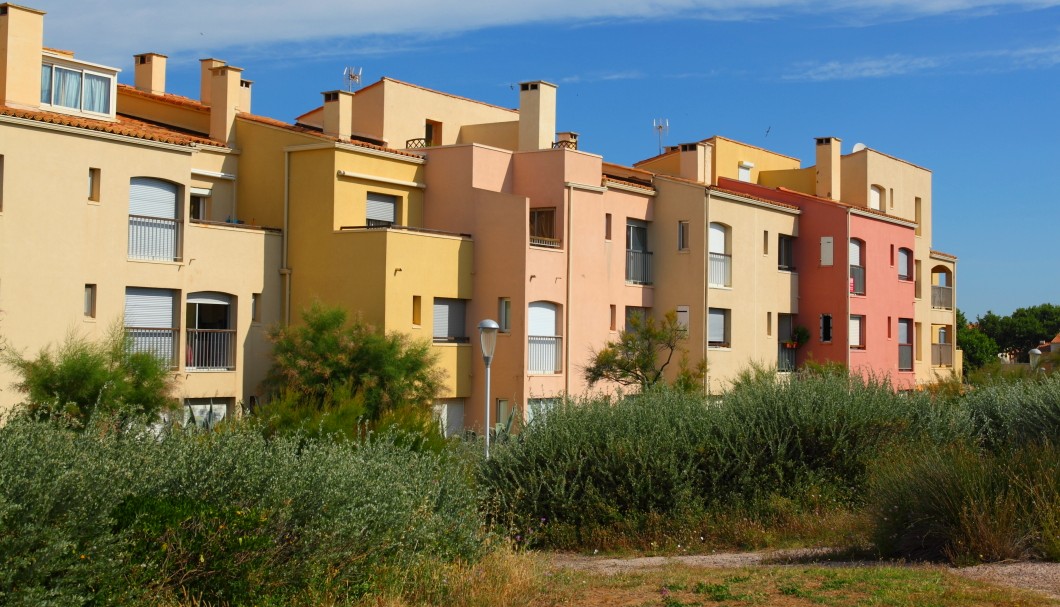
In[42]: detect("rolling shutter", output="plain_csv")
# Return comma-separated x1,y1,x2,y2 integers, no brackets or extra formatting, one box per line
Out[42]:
709,223,726,254
124,287,174,328
528,302,557,336
366,193,396,224
708,308,727,343
433,298,466,340
129,177,177,218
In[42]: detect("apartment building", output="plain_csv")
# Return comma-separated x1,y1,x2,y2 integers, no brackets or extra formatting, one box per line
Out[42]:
0,3,958,430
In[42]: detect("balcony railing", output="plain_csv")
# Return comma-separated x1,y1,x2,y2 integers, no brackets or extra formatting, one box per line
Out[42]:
530,235,562,248
932,285,953,309
126,327,178,368
186,329,236,371
552,139,578,150
850,264,866,295
405,138,430,149
709,252,732,287
528,335,562,374
899,344,914,371
128,215,181,262
626,250,653,285
932,343,953,367
777,345,796,372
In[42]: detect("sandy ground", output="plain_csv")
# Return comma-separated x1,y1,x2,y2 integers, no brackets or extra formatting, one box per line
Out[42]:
549,549,1060,601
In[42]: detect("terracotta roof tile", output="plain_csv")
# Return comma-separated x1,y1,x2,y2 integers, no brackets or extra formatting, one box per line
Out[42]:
0,105,215,146
118,84,209,112
604,176,655,192
237,113,422,158
709,185,801,211
930,249,958,260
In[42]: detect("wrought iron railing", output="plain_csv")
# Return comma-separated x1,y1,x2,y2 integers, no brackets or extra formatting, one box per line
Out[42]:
186,329,236,370
530,235,561,248
552,140,577,150
128,215,181,261
528,335,562,374
626,250,653,285
125,327,178,368
777,345,796,372
850,264,866,295
932,343,953,367
405,138,430,149
899,344,914,371
709,252,732,287
932,285,953,309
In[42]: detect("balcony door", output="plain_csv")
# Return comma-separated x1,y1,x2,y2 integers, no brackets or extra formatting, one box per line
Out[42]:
128,177,179,261
528,301,560,374
124,287,177,366
186,292,234,370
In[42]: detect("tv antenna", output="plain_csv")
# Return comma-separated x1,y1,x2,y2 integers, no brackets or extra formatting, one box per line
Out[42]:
653,118,669,155
343,66,363,91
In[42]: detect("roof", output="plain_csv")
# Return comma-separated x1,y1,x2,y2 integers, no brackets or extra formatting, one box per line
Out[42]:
604,176,655,193
118,84,209,112
930,249,958,260
709,185,801,211
237,113,423,159
0,104,216,146
706,135,802,163
845,145,931,173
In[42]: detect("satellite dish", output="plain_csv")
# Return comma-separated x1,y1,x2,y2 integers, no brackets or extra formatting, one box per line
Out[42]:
851,142,867,153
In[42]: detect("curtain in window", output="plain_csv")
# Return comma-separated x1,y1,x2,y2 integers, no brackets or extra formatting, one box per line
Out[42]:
83,73,110,113
53,67,82,109
40,64,53,104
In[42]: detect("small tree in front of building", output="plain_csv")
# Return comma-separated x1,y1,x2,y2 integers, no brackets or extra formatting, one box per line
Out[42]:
583,309,706,392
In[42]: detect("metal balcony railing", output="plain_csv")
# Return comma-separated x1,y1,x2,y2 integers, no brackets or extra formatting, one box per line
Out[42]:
528,335,562,374
626,250,653,285
932,343,953,367
709,252,732,287
850,264,866,295
932,285,953,309
128,215,181,261
126,327,178,368
529,235,562,248
186,329,236,370
899,344,914,371
405,138,430,149
777,345,796,372
552,139,577,150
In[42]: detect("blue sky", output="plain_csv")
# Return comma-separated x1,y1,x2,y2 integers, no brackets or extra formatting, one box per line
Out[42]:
35,1,1060,319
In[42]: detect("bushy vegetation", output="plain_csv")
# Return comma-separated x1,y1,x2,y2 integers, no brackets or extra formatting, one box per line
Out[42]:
0,420,485,606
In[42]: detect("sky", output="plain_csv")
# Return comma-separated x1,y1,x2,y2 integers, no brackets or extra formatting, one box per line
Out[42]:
32,0,1060,319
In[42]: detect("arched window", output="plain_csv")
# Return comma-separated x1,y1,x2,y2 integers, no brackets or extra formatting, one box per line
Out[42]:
709,222,732,287
128,177,180,261
931,266,954,309
528,301,561,374
869,185,884,211
849,238,865,295
897,247,913,281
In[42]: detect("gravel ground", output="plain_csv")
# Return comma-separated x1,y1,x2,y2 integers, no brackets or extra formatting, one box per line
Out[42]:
549,550,1060,601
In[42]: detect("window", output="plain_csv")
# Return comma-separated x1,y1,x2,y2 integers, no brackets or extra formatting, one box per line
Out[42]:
425,119,442,146
432,298,467,342
529,208,558,247
850,315,865,349
849,238,865,295
412,295,422,326
435,399,464,437
869,185,884,211
820,314,833,343
915,197,922,235
528,301,561,374
898,318,913,371
610,304,617,331
496,399,512,426
88,168,101,202
526,398,558,426
915,322,923,361
184,397,232,430
763,230,769,255
766,311,772,336
186,292,235,371
708,308,730,348
40,62,114,115
625,220,652,284
84,284,97,318
678,221,690,251
605,213,612,241
252,293,261,323
366,192,397,227
738,161,754,182
676,305,689,334
897,248,913,281
128,177,181,262
778,235,795,271
498,297,511,332
190,195,207,221
625,306,647,332
708,222,731,287
124,287,177,367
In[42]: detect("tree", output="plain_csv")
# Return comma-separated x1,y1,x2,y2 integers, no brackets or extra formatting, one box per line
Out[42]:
264,302,442,422
1,327,177,427
976,304,1060,362
956,309,999,374
584,309,705,391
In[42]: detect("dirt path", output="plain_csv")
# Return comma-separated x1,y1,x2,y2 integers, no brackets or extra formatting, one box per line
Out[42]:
549,549,1060,601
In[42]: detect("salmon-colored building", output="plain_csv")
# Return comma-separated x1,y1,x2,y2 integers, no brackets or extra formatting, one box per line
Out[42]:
0,3,958,431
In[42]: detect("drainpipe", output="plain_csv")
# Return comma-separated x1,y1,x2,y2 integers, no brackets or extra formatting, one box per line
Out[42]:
564,183,573,397
703,187,710,394
282,149,292,325
845,208,851,369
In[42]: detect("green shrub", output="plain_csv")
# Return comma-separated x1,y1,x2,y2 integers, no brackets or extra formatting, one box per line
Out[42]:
0,418,487,606
960,374,1060,450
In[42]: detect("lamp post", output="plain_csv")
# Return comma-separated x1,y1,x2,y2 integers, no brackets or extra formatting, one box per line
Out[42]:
478,319,500,459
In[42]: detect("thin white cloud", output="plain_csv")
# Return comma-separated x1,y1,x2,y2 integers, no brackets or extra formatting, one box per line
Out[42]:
786,55,947,80
29,0,1060,67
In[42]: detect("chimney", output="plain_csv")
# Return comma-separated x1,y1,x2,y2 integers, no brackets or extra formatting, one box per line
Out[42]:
555,131,578,150
815,136,841,200
239,78,252,114
518,80,557,151
678,142,712,184
321,90,353,140
133,53,167,94
0,3,45,109
199,58,224,105
209,64,242,146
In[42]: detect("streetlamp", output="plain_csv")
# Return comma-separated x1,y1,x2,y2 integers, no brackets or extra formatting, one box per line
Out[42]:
478,319,500,458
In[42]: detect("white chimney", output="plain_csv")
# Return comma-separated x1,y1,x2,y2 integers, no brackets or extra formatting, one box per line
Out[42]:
133,53,167,94
518,81,557,151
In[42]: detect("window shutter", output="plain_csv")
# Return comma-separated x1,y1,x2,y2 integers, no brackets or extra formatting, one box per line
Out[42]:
709,223,726,254
129,177,177,218
820,237,833,266
708,308,726,343
850,316,863,347
433,298,466,339
366,193,396,224
124,287,174,328
528,302,557,336
849,239,862,265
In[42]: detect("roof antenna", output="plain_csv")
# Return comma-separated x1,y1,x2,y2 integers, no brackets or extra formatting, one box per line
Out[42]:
343,66,363,92
653,118,669,155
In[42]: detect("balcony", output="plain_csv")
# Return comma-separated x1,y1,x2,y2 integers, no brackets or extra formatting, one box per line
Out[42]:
777,345,796,372
126,327,178,368
405,138,430,149
899,344,914,371
186,329,236,371
128,215,181,262
850,265,866,295
552,139,577,150
530,235,562,249
626,250,653,285
709,252,732,288
932,285,953,310
528,335,562,374
932,343,953,367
